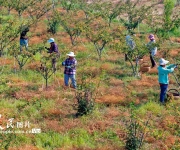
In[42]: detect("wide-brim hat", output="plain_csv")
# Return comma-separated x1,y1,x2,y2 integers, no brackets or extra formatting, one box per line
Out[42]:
159,58,169,65
67,52,76,57
48,38,55,43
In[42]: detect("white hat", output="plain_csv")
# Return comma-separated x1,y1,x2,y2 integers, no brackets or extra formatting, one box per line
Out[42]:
159,58,169,65
67,52,76,57
47,38,55,43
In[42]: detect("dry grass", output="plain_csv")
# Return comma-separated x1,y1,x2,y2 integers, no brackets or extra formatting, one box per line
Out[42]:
25,61,41,70
0,2,180,149
0,58,14,65
29,36,44,45
169,49,180,57
131,76,158,88
9,145,39,150
7,77,27,85
72,45,87,52
164,135,176,147
96,95,126,105
170,37,180,43
104,107,120,118
13,90,40,100
88,120,112,132
108,78,123,86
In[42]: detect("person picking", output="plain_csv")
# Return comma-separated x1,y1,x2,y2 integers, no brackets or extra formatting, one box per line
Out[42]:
62,52,77,89
45,38,60,71
157,58,177,104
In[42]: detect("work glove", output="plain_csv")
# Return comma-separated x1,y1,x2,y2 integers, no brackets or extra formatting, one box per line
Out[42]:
62,62,65,66
66,66,71,68
45,47,50,51
70,65,75,68
174,64,179,69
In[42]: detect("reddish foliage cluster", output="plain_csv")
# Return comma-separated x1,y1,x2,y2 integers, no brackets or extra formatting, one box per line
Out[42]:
96,95,126,105
88,120,112,132
26,61,41,70
9,145,39,150
0,58,14,65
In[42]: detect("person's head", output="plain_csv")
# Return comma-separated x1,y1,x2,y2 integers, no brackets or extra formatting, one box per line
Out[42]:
21,24,29,32
148,34,155,41
67,52,75,59
159,58,169,67
47,38,55,45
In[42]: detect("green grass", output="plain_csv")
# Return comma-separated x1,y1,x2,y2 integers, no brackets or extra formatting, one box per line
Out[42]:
0,2,180,149
169,27,180,37
34,129,96,149
135,101,164,117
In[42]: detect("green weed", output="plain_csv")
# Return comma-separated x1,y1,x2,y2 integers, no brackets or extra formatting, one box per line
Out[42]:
135,101,164,117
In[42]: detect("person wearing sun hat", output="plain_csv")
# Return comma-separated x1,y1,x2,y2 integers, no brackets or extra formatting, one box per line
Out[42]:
62,52,77,89
147,34,157,68
45,38,60,71
157,58,176,104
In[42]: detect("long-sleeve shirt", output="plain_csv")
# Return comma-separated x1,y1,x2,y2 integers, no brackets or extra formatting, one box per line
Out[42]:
48,43,59,53
63,58,77,75
147,40,157,56
20,31,28,40
157,64,175,84
125,35,136,50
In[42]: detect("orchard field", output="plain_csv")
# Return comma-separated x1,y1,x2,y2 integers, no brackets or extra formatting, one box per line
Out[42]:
0,0,180,149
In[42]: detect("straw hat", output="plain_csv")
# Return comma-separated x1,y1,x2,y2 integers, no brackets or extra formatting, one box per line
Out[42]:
67,52,76,57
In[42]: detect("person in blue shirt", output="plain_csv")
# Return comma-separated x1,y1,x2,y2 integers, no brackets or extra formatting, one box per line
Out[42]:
157,58,177,103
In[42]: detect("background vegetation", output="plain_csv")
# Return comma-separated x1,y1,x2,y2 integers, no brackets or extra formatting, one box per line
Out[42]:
0,0,180,149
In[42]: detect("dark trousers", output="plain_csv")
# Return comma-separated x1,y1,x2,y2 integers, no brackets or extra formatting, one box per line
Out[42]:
52,58,56,72
150,54,156,68
160,84,168,103
125,54,128,61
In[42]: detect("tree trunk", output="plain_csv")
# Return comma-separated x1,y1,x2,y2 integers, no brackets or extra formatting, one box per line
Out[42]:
0,50,2,57
45,78,48,89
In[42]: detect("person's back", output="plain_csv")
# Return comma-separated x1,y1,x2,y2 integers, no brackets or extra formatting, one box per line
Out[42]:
125,35,136,50
158,64,175,84
157,58,176,103
20,26,29,51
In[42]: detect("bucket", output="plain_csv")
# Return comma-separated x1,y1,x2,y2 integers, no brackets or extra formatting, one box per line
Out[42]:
140,62,151,73
167,89,180,100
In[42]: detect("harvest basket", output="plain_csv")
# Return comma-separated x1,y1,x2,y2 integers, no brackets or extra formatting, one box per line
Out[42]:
167,89,180,100
140,62,151,73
